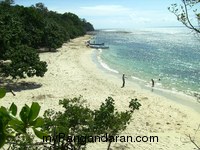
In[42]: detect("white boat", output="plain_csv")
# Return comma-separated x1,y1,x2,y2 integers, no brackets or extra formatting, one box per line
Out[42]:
89,45,109,49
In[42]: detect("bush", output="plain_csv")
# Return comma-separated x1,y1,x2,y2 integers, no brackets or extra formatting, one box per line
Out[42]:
43,96,141,150
0,88,47,149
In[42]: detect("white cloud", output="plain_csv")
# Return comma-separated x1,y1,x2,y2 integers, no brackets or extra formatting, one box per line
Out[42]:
79,5,131,16
54,4,180,29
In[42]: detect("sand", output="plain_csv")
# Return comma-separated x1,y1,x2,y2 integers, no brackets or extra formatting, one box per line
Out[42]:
1,35,200,150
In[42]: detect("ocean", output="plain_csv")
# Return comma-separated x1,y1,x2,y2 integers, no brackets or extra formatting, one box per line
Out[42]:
92,27,200,98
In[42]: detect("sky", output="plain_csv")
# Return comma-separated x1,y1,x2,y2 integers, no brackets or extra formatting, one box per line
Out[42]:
14,0,184,29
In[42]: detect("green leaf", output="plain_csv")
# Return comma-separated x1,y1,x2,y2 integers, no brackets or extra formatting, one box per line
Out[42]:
9,118,25,134
30,117,44,128
129,98,141,112
28,102,40,122
0,132,6,148
0,106,10,119
19,105,30,124
33,128,48,139
9,103,17,116
0,119,6,148
0,88,6,99
0,119,3,132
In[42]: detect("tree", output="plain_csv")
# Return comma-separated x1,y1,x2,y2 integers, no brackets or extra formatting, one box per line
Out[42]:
19,6,46,48
1,45,47,79
0,3,47,79
0,0,14,5
35,2,48,12
82,18,95,32
42,96,96,149
61,12,87,38
168,0,200,34
0,2,94,79
93,97,141,150
42,21,65,51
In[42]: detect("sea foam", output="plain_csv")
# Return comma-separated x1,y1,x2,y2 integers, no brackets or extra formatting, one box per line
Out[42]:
97,49,119,74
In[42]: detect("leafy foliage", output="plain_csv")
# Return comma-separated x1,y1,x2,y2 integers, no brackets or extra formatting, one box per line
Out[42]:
42,96,94,149
82,18,95,32
168,0,200,34
0,88,6,98
43,96,141,150
0,90,47,149
0,87,141,149
93,97,141,149
1,45,47,78
0,1,94,79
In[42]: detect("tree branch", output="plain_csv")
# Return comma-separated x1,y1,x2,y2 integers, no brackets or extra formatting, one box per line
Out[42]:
182,0,200,33
185,124,200,150
187,134,200,150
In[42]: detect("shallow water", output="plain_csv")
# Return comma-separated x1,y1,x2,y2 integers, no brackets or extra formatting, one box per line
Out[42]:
93,28,200,97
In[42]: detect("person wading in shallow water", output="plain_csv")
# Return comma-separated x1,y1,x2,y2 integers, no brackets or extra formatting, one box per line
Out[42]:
151,79,155,87
121,74,126,88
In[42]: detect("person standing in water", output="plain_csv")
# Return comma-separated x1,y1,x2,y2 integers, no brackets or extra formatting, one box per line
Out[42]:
151,79,155,87
121,74,126,88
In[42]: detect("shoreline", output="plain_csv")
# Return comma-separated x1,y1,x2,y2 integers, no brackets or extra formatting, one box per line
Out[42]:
93,28,200,101
1,35,200,149
92,47,200,113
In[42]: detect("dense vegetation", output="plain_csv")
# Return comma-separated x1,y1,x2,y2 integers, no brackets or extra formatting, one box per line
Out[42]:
0,1,94,79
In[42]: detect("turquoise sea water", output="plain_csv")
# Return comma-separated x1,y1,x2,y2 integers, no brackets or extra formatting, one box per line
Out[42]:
93,28,200,97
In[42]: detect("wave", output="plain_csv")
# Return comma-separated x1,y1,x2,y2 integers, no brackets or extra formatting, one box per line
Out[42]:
149,84,196,100
101,29,118,32
130,75,196,98
101,29,131,34
96,50,119,74
131,76,146,83
143,78,199,100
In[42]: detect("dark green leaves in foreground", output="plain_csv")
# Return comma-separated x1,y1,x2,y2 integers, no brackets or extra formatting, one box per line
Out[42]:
0,98,47,148
0,88,6,99
9,103,17,116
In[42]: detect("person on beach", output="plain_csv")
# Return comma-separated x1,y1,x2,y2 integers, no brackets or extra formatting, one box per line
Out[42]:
151,79,154,87
121,74,126,88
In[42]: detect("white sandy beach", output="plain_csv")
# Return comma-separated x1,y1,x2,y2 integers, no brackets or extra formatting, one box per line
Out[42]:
1,35,200,150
